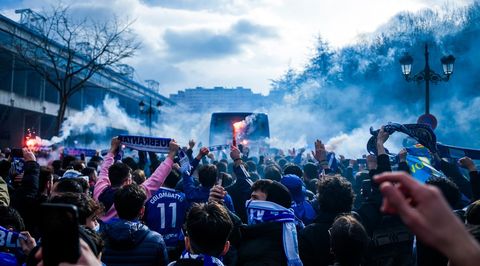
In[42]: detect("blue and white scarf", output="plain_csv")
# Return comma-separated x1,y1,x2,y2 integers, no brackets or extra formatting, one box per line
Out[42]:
118,135,172,153
168,251,224,266
246,200,303,266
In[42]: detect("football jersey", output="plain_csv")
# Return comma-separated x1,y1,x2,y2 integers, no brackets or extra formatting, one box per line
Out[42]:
145,187,188,247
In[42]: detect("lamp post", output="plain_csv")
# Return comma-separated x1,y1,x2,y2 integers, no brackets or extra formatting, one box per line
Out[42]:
139,97,162,135
399,44,455,116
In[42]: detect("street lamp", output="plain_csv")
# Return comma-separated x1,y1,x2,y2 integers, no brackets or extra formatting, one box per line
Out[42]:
139,97,162,135
399,44,455,116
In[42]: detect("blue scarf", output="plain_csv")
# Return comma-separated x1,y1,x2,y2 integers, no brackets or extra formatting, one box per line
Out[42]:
177,251,224,266
246,200,303,266
0,226,26,249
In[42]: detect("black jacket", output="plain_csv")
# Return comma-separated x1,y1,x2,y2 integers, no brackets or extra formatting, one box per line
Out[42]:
237,222,287,266
102,219,168,266
298,211,337,266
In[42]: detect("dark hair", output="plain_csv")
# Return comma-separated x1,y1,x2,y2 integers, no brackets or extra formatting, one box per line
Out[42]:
132,169,146,185
317,175,354,214
49,192,102,225
278,158,288,169
114,184,146,220
81,167,96,179
330,215,369,266
303,163,318,180
0,206,25,231
220,172,234,188
108,162,132,187
216,162,227,174
73,160,86,172
426,177,460,208
164,169,180,188
251,179,292,208
246,160,257,172
283,164,303,178
54,178,84,194
466,200,480,225
185,202,233,256
39,166,53,193
87,160,99,170
122,157,138,171
52,160,62,171
264,165,282,181
62,155,76,170
198,164,218,188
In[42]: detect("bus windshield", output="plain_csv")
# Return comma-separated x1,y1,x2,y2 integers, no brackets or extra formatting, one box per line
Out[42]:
209,112,270,146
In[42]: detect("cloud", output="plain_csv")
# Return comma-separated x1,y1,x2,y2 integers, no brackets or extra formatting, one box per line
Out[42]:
163,19,278,62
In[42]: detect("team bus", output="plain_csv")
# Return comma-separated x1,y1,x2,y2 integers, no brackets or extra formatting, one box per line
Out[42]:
209,112,270,152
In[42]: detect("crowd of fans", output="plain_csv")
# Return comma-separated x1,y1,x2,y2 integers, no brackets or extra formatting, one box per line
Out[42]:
0,127,480,266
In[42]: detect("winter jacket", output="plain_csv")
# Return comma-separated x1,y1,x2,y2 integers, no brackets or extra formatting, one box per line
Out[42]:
226,164,253,223
102,219,168,266
237,222,288,266
298,211,337,266
10,160,40,234
94,152,173,222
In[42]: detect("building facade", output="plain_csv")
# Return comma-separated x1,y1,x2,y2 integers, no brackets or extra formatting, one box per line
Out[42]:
0,11,173,147
169,86,269,112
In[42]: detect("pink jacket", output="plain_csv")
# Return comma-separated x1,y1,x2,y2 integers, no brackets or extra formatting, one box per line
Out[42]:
93,152,173,222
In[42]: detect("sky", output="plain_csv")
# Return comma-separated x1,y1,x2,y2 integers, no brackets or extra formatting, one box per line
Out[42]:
0,0,474,95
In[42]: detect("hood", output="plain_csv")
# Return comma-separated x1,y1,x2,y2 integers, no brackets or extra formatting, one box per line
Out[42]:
103,220,149,249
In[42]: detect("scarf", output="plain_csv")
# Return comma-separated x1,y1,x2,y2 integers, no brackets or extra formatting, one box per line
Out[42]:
0,226,26,249
246,200,303,266
118,135,171,153
177,251,224,266
367,123,437,155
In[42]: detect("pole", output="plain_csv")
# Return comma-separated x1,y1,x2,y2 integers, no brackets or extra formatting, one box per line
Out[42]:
148,97,152,136
424,44,430,115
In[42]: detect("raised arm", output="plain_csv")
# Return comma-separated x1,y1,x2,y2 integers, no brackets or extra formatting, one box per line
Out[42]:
93,137,119,200
142,140,179,198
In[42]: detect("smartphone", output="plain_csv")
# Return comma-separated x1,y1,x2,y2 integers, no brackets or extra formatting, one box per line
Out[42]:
40,203,80,266
11,148,24,176
361,179,372,199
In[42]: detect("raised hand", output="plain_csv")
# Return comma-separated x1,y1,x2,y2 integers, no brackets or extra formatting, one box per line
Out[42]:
458,157,477,172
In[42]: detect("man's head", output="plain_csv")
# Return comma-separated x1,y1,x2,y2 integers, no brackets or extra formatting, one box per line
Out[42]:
303,162,318,181
330,214,369,266
39,166,54,195
132,169,146,185
426,177,460,208
51,178,84,197
184,202,233,257
466,200,480,225
264,165,282,182
198,164,218,188
281,174,306,204
251,179,292,209
317,175,354,214
0,206,25,231
108,162,132,187
283,164,303,179
114,184,146,221
163,169,180,189
49,192,102,229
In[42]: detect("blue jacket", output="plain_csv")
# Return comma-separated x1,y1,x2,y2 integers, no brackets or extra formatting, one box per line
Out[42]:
101,219,168,266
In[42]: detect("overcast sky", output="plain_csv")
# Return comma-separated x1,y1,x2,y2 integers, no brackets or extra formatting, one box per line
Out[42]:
0,0,473,95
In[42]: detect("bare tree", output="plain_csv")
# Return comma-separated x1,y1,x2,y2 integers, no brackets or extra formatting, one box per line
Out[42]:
11,6,141,135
